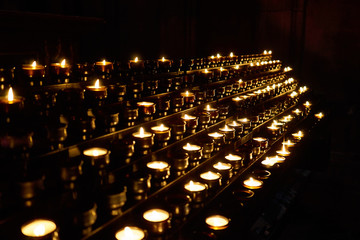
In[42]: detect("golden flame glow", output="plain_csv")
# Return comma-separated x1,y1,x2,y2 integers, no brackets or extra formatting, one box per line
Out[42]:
32,61,37,69
94,79,100,88
206,105,211,110
134,57,138,62
211,55,215,59
230,52,234,57
204,68,208,73
33,224,45,237
263,50,268,54
161,57,165,62
139,127,145,137
60,59,66,67
216,53,221,58
102,60,106,65
7,87,14,102
220,67,224,71
315,112,324,119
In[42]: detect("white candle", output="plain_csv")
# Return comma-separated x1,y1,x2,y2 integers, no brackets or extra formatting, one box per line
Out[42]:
151,124,170,132
21,219,57,237
269,155,286,163
200,171,221,181
208,132,224,138
132,127,152,138
182,114,196,120
183,143,201,151
205,215,229,230
213,162,232,171
83,147,108,157
225,154,242,161
243,177,263,189
143,209,169,222
261,157,277,167
276,144,290,156
184,180,206,192
115,226,145,240
146,161,169,170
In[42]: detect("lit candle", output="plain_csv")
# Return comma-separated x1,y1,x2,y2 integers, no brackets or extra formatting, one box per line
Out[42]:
292,130,304,141
180,91,196,106
219,124,235,142
0,87,24,114
85,79,108,99
292,108,302,116
238,118,251,130
22,61,45,78
200,171,222,188
243,177,263,189
137,101,156,117
282,139,295,147
181,114,198,133
150,124,171,146
51,58,71,77
183,143,202,162
253,137,269,150
21,219,57,238
314,112,324,120
129,57,145,70
213,162,233,182
200,68,214,81
303,101,312,108
268,155,286,163
276,144,290,157
83,147,110,168
132,127,154,150
261,157,278,168
184,180,208,203
205,215,230,230
95,59,113,73
158,57,172,70
115,226,146,240
227,121,244,137
225,153,243,170
208,132,225,151
232,96,244,108
143,209,171,234
146,161,170,180
267,123,280,136
204,104,219,123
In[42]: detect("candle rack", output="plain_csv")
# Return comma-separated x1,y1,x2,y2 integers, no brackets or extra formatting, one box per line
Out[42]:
0,51,324,240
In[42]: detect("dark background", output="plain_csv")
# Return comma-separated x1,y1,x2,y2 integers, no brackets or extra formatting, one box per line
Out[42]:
1,0,360,238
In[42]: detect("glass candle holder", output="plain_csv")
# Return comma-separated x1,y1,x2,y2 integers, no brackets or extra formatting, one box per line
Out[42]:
184,180,208,203
200,171,222,189
181,114,198,134
181,91,195,108
204,105,219,124
238,118,251,133
21,219,58,239
213,161,233,183
208,132,225,152
219,125,235,143
115,226,146,240
242,177,263,189
137,101,156,121
146,161,170,181
227,120,243,139
225,154,243,170
151,124,171,147
132,127,155,154
83,147,110,169
205,215,230,231
183,143,202,164
143,208,171,235
95,60,113,73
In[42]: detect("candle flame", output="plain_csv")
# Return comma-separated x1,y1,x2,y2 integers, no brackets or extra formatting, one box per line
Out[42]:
235,65,239,69
204,68,208,73
7,87,14,102
92,150,100,157
94,79,100,88
185,91,189,96
269,50,272,54
220,67,223,71
139,127,145,137
61,59,66,67
159,124,165,131
102,59,106,65
230,52,233,57
124,227,133,236
263,50,267,54
134,57,138,62
161,57,165,62
206,105,210,110
32,61,37,69
33,224,45,237
211,55,215,59
216,53,221,58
